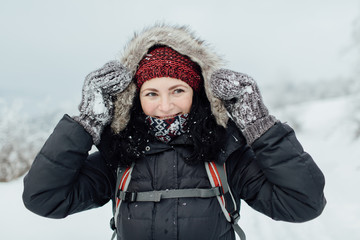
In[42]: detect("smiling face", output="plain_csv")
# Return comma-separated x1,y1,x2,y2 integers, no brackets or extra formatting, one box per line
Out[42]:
139,77,193,119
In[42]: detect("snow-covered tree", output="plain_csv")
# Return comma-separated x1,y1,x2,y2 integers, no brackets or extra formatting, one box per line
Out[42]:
353,11,360,73
351,12,360,138
0,99,56,182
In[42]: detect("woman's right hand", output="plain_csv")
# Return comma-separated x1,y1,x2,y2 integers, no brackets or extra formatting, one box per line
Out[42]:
73,61,132,144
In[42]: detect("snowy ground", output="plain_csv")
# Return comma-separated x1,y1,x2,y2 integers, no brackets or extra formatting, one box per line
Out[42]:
1,94,360,240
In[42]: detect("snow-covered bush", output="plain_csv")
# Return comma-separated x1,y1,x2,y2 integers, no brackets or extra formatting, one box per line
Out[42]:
262,77,359,109
350,14,360,139
352,95,360,139
0,99,58,182
262,77,360,135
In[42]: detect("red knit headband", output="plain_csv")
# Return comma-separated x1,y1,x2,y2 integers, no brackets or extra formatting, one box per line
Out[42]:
135,46,202,91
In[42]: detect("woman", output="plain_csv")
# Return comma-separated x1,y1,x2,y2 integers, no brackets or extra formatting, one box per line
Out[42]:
23,24,326,240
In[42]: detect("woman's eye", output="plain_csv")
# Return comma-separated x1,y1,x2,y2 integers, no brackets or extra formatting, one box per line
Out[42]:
145,92,157,97
174,89,184,94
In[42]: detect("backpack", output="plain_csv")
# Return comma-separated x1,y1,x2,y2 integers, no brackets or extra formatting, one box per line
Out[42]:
109,161,246,240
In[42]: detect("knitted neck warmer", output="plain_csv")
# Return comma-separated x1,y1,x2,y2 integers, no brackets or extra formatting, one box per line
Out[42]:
145,114,189,143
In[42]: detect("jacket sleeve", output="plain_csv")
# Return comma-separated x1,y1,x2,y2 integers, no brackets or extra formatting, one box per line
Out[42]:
227,122,326,222
22,114,115,219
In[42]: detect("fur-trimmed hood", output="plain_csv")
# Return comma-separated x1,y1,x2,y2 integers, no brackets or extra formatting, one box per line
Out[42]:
111,24,229,133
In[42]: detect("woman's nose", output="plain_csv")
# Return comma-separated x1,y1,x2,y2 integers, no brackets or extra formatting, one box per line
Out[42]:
159,95,172,112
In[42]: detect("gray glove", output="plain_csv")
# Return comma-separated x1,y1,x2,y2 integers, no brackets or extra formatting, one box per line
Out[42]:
210,69,277,145
73,61,132,144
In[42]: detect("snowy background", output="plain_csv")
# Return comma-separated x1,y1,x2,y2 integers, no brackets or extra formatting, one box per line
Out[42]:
1,0,360,239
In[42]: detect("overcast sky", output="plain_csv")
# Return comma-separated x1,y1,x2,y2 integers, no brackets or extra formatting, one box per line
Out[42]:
0,0,359,113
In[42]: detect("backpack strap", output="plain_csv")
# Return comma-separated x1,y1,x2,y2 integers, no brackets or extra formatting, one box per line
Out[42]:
110,162,135,240
205,161,246,240
118,187,222,202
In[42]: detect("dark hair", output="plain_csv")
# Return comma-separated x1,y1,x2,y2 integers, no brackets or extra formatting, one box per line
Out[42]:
101,87,226,168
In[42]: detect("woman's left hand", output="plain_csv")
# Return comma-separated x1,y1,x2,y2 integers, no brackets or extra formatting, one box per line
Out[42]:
210,69,277,145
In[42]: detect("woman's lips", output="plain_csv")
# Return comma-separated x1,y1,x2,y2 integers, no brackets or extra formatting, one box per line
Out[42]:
156,113,181,120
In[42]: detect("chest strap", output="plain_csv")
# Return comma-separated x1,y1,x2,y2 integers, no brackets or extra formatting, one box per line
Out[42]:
111,161,246,240
118,187,222,202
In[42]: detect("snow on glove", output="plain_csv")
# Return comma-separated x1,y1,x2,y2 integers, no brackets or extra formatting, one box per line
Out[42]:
73,61,132,145
210,69,277,145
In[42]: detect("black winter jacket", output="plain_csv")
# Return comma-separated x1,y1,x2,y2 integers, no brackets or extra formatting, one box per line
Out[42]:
23,114,326,240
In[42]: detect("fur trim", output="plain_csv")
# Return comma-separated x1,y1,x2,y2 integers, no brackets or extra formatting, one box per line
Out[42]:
112,24,228,134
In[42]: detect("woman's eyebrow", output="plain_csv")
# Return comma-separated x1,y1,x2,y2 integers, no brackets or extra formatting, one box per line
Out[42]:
169,84,188,90
140,88,159,94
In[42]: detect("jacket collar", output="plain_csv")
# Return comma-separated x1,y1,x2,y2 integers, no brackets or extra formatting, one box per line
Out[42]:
143,120,247,164
143,133,193,156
